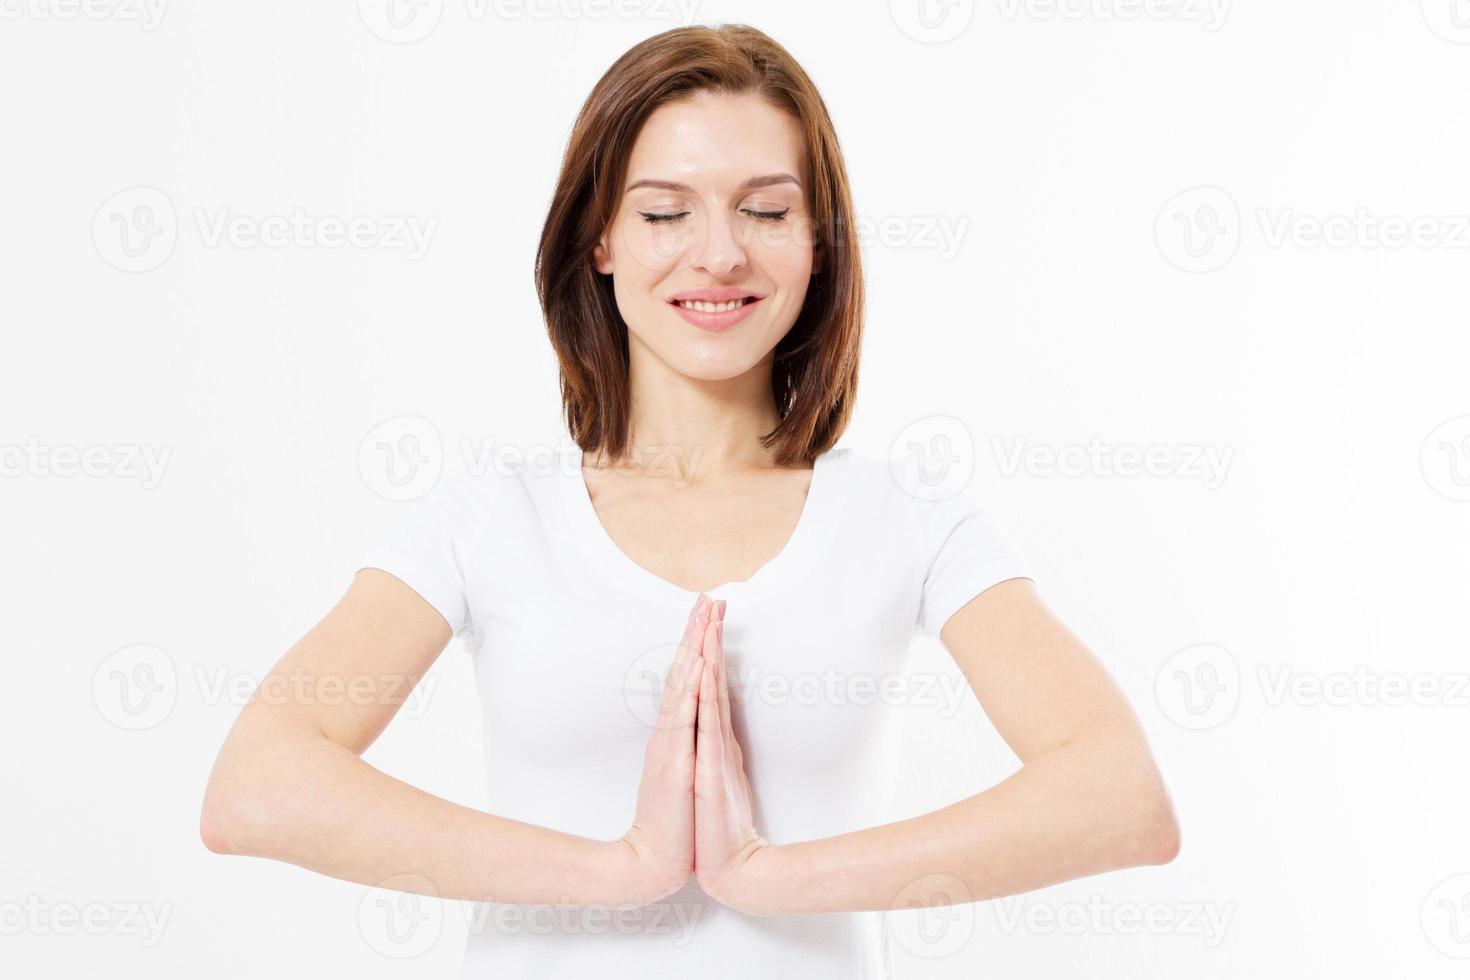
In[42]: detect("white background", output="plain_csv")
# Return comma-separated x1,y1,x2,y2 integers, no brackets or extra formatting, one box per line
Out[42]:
3,1,1469,977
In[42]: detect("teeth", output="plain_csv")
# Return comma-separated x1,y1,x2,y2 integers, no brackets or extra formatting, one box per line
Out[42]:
676,298,750,313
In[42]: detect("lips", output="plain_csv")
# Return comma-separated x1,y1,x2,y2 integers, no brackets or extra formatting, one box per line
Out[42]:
668,294,764,333
667,286,765,304
670,296,757,313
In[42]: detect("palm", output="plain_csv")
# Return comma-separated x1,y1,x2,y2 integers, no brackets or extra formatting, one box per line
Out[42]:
622,594,708,900
693,602,768,897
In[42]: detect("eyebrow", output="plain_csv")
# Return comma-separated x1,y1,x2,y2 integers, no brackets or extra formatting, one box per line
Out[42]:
624,172,801,193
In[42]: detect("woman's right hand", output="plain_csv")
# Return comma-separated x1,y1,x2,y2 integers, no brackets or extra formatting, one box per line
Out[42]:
616,592,709,904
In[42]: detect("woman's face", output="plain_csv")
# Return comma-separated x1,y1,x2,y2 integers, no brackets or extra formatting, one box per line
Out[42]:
593,90,822,383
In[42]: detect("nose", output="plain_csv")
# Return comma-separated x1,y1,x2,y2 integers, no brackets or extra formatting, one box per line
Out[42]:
690,208,747,278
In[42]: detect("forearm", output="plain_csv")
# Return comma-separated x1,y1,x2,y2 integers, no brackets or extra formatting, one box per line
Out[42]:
751,732,1179,915
202,716,642,907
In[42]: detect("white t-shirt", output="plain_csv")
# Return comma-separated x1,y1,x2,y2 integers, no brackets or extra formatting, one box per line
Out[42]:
358,439,1033,979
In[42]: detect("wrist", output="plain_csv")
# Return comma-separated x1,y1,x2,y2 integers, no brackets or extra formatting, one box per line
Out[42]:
703,840,789,917
741,842,790,916
609,835,688,907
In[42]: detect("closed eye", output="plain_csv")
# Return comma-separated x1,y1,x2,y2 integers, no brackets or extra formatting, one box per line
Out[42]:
638,208,791,224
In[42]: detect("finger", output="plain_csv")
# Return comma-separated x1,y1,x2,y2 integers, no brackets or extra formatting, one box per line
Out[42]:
709,620,747,774
675,645,704,722
697,620,725,759
679,597,710,688
714,628,741,768
652,658,703,789
710,620,731,720
657,647,704,733
728,695,745,772
677,593,710,661
655,595,708,731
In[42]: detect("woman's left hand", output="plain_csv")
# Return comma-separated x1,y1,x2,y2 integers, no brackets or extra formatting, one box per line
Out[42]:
694,599,780,915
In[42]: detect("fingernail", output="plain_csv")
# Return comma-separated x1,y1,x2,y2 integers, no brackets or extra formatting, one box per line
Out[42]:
715,621,724,643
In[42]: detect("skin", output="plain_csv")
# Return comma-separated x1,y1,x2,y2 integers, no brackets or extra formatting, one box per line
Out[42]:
691,580,1182,916
692,596,768,901
199,89,1180,918
578,89,828,599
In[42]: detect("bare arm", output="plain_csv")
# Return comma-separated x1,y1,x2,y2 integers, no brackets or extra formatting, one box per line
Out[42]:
199,567,665,907
707,577,1181,915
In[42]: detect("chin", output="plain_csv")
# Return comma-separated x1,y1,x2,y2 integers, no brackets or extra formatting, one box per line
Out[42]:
671,348,760,382
677,359,749,383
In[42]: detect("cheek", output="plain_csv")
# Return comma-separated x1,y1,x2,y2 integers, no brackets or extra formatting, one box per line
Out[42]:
754,241,814,293
614,216,685,280
747,217,816,280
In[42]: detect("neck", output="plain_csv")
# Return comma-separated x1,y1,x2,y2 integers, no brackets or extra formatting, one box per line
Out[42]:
594,340,783,481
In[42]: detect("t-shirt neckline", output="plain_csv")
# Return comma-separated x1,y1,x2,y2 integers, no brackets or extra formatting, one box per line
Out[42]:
560,443,844,609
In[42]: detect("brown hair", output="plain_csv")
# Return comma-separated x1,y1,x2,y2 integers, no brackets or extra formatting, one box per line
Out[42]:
534,23,864,467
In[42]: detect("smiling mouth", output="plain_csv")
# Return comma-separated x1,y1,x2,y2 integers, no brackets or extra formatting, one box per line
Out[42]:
669,296,760,313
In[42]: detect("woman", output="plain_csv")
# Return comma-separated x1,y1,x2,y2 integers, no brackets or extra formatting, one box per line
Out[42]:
201,23,1179,978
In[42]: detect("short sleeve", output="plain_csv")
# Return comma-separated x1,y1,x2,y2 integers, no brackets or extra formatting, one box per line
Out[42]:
357,480,474,636
909,487,1034,639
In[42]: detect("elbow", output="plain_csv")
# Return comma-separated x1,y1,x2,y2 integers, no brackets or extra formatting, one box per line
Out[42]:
1078,727,1182,868
199,788,241,855
1131,786,1181,866
200,777,269,856
200,817,232,856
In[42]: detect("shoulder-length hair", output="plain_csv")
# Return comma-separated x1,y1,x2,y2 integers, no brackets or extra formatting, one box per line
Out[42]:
534,23,864,467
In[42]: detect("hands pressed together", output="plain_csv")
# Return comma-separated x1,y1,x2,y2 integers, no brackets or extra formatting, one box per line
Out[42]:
617,593,778,915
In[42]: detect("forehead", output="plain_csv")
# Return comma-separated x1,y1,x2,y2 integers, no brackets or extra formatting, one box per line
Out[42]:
625,91,806,189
